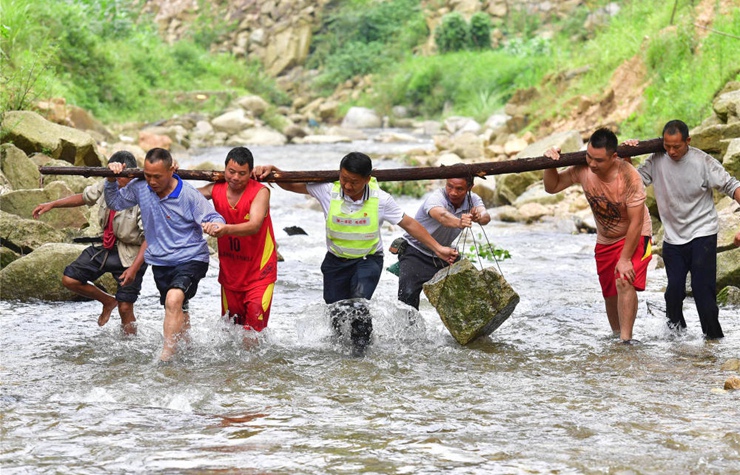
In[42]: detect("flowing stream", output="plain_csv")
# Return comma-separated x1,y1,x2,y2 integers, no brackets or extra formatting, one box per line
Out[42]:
1,134,739,474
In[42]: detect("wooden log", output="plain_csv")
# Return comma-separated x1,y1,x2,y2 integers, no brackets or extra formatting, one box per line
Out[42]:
38,138,664,183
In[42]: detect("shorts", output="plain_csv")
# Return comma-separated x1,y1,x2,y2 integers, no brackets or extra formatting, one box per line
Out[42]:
152,261,209,308
63,245,147,303
595,236,652,298
221,282,275,331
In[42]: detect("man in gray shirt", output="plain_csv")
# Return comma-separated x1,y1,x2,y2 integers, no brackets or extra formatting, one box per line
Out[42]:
630,120,740,339
397,177,491,309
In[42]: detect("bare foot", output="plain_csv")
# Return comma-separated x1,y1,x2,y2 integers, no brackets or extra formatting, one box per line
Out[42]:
159,344,176,362
98,299,117,326
122,322,137,336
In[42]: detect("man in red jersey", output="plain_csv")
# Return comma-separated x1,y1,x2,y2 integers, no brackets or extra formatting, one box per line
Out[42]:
200,147,278,333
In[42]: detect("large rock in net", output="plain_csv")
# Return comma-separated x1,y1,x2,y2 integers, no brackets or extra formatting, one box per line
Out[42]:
423,259,519,345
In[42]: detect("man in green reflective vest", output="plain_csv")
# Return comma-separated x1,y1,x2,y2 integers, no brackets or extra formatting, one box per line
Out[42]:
254,152,458,355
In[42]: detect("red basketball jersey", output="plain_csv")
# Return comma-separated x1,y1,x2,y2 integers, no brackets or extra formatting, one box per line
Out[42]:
212,181,278,291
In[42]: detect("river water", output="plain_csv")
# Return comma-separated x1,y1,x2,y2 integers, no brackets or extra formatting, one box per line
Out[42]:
1,135,739,474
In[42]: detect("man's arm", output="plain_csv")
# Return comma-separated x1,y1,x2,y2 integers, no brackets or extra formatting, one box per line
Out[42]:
252,165,308,194
398,214,458,264
615,205,644,283
471,205,491,225
33,194,85,219
543,148,576,194
428,206,472,229
203,188,270,238
197,183,214,200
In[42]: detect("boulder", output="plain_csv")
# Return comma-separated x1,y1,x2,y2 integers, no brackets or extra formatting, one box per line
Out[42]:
0,210,68,254
717,286,740,306
725,376,740,390
0,181,87,230
691,122,740,156
721,358,740,371
716,246,740,290
1,111,104,166
138,130,173,151
433,152,464,167
717,202,740,250
211,109,255,134
722,138,740,179
450,132,485,159
0,143,39,190
0,243,116,301
494,130,583,205
471,176,496,207
0,246,20,268
341,107,382,129
264,21,312,76
229,127,287,146
423,258,520,345
713,89,740,123
235,95,269,117
443,116,481,135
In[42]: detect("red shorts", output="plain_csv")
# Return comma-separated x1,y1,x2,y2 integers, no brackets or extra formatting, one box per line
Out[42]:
221,283,275,332
595,236,652,298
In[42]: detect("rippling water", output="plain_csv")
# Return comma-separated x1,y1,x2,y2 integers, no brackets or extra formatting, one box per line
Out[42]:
1,137,739,474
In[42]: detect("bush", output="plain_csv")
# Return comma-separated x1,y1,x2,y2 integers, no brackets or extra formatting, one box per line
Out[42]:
434,12,469,53
469,12,492,50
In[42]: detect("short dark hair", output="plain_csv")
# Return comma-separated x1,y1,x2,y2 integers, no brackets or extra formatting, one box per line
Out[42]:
662,120,690,141
339,152,373,177
225,147,254,170
588,128,618,155
144,148,173,168
108,150,137,169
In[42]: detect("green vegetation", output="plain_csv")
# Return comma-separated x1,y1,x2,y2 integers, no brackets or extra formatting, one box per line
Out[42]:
2,0,740,140
308,0,428,92
379,179,430,198
0,0,286,123
461,234,512,263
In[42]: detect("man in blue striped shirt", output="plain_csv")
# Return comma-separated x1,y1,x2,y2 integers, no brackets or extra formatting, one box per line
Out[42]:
105,148,225,361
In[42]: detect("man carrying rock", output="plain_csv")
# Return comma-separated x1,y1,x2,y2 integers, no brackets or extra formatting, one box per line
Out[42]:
396,177,491,310
105,148,225,361
32,151,147,335
626,120,740,340
253,152,457,356
544,128,653,344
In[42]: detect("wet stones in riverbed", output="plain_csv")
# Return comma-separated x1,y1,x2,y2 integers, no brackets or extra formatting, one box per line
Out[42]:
423,259,519,345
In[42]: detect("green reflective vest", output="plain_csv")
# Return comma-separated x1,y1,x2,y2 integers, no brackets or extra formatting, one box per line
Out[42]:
326,178,380,258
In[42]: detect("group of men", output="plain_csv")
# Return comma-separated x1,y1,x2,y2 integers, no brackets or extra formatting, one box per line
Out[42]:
544,120,740,344
33,118,740,359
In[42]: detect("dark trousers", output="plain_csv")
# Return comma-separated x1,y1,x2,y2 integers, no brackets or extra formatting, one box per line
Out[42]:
397,245,450,309
321,252,383,353
320,252,384,304
663,234,723,339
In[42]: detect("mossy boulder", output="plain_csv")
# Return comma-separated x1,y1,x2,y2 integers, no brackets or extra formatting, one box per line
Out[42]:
0,210,68,254
0,243,116,301
717,286,740,306
716,246,740,290
0,181,88,229
1,111,104,166
423,258,519,345
0,143,40,190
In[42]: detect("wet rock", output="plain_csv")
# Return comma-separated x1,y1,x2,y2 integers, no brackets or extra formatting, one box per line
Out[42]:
423,258,519,345
724,376,740,390
721,358,740,372
1,111,103,166
0,144,40,191
0,243,116,301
